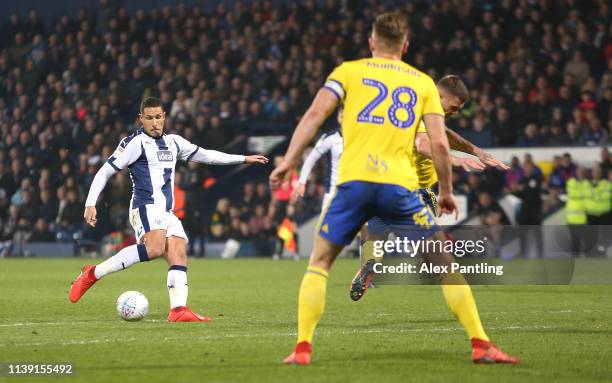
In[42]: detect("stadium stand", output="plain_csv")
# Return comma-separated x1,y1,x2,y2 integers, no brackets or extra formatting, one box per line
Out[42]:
0,0,610,256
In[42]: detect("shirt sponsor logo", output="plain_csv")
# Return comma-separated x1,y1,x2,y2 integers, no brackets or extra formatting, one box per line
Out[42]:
157,150,174,162
366,154,388,173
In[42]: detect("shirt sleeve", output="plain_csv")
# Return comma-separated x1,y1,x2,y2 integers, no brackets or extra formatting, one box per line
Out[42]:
298,134,332,184
85,162,117,207
171,135,200,161
323,63,349,101
106,136,142,171
421,76,444,116
190,149,245,165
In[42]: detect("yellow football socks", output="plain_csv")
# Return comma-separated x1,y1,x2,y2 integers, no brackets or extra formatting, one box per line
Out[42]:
297,265,329,344
441,274,490,341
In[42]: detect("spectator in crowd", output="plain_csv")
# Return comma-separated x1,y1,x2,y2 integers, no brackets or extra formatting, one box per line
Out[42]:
548,156,567,190
543,187,563,215
240,182,256,217
56,189,83,241
515,162,544,258
209,198,231,241
248,204,268,238
504,156,524,191
254,182,270,208
475,191,510,226
1,204,20,256
29,218,55,242
580,117,608,145
12,217,32,256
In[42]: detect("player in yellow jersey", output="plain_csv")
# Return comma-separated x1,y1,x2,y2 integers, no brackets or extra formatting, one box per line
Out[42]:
353,75,510,300
270,12,518,365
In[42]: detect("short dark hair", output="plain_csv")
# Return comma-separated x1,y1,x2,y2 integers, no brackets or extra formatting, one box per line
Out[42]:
140,97,163,114
437,75,470,104
373,12,409,50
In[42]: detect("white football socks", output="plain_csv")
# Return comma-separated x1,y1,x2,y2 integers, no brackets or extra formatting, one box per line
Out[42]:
167,265,188,309
94,243,149,279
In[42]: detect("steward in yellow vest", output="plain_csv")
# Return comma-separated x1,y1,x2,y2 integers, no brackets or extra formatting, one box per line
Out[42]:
566,167,587,225
584,165,611,225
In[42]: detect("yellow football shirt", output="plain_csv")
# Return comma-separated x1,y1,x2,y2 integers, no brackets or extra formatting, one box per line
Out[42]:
324,57,443,190
413,121,438,188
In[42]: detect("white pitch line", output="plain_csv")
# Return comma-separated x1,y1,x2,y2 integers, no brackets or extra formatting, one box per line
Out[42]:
1,324,557,348
0,319,173,327
0,322,66,327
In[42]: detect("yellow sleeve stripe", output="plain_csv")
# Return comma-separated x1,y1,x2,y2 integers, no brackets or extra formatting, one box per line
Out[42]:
324,79,345,100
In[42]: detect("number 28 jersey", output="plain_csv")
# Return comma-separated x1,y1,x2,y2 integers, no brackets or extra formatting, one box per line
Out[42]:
323,57,443,191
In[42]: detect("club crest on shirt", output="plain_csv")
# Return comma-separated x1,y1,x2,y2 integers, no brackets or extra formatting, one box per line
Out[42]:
157,150,174,162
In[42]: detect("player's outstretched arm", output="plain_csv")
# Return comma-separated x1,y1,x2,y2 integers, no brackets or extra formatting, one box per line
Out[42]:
270,88,338,188
292,136,331,202
445,128,509,170
186,148,268,165
84,162,118,227
172,134,268,165
423,113,458,218
415,132,484,172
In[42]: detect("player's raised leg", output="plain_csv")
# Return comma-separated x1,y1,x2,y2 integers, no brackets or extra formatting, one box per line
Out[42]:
165,235,211,322
69,229,166,303
350,219,388,301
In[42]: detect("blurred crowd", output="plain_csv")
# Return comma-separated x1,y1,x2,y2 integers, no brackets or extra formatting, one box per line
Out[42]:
465,148,611,229
0,0,611,254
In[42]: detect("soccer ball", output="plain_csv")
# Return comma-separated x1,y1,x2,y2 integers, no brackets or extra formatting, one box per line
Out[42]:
116,291,149,321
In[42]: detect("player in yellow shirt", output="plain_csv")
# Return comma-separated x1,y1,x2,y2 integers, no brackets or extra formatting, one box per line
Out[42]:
270,12,518,365
354,76,509,299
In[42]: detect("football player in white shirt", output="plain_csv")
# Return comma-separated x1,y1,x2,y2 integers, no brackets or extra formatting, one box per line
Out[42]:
291,109,343,211
69,97,268,322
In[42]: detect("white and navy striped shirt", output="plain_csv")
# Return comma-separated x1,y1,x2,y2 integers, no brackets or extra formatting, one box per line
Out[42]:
85,128,245,211
298,130,343,192
106,129,199,211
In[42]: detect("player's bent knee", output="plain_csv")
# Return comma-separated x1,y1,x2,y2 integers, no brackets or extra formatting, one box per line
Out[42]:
145,244,165,259
309,235,343,270
141,230,167,259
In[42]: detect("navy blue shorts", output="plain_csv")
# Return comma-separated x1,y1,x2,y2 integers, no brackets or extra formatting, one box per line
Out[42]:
319,182,438,245
367,188,438,237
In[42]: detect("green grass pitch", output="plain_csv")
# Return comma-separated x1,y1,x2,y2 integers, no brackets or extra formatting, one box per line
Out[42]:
1,258,611,383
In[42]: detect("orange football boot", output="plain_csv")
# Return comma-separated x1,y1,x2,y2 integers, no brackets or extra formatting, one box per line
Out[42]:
283,341,312,365
69,265,98,303
167,306,212,322
471,338,519,364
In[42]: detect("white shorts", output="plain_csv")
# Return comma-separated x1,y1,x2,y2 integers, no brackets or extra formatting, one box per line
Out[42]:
129,204,188,243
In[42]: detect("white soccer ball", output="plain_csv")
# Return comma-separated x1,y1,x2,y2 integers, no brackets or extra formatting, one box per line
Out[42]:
116,291,149,321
